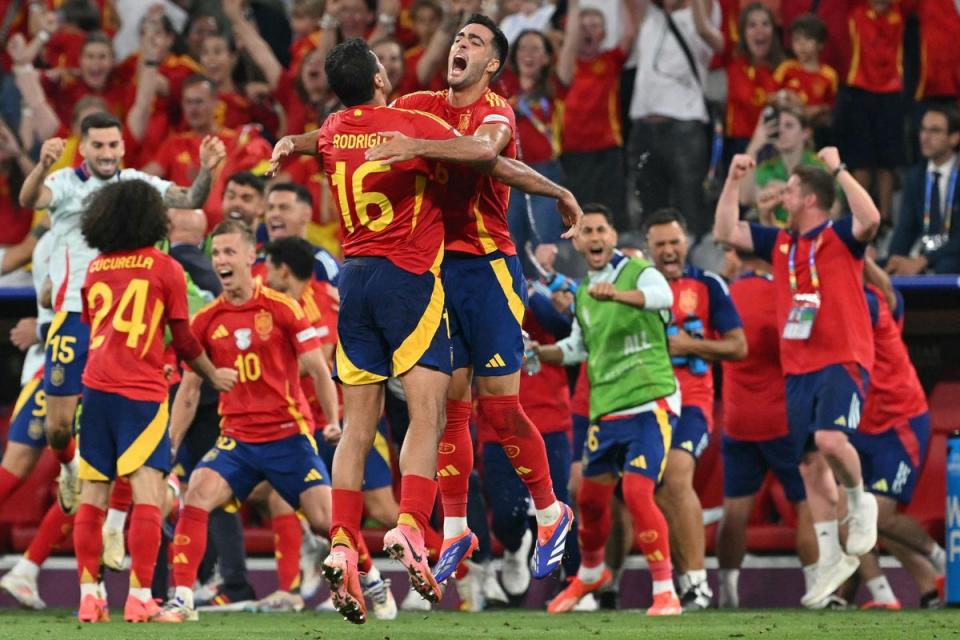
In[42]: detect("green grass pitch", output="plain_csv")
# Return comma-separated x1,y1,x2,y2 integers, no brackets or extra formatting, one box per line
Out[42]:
0,609,957,640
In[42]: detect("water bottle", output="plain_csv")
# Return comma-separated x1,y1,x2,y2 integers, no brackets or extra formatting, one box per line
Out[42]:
683,317,709,377
667,324,688,367
947,431,960,603
546,272,577,295
521,330,541,376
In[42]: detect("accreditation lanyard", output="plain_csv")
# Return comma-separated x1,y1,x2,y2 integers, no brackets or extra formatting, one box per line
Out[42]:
923,162,959,238
783,227,825,341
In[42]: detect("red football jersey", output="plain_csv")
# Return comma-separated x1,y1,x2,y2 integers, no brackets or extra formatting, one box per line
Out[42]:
81,247,190,402
860,284,927,435
495,70,564,165
315,104,456,274
915,0,960,100
722,273,789,441
725,56,779,139
561,48,628,152
846,3,904,93
191,284,322,443
393,89,518,256
298,279,341,426
571,362,590,418
774,60,839,108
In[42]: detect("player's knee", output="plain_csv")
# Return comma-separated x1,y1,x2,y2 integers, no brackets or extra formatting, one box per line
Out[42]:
184,472,227,511
813,430,849,458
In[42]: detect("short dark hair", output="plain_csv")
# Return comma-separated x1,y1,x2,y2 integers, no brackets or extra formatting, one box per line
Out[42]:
464,14,508,80
582,202,614,225
268,182,314,208
211,219,256,246
325,39,378,107
81,180,169,253
225,171,265,195
789,13,828,44
643,208,688,235
925,103,960,135
80,112,122,137
64,0,101,31
266,237,316,281
792,165,836,210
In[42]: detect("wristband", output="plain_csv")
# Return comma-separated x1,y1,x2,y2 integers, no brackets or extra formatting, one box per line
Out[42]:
37,29,50,43
831,163,847,177
13,64,35,75
320,13,339,29
377,13,397,25
144,59,160,67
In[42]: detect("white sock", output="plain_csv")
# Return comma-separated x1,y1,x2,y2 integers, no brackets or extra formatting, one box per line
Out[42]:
364,565,382,584
63,457,78,475
803,564,818,592
814,520,842,562
535,501,562,527
577,562,606,584
685,569,707,586
652,579,676,596
866,575,897,605
129,587,152,603
928,543,947,574
105,508,127,531
80,583,99,598
175,586,194,609
11,558,39,580
846,483,866,510
718,569,739,607
677,573,691,592
443,517,468,539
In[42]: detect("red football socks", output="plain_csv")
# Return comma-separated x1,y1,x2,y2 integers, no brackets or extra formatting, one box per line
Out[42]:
422,523,443,561
357,535,374,574
108,477,133,513
576,478,616,567
0,467,23,509
129,504,162,590
477,395,556,509
330,488,364,550
73,504,105,584
25,502,73,565
399,474,437,534
171,505,209,588
53,437,76,465
437,400,473,519
623,473,673,582
272,513,303,592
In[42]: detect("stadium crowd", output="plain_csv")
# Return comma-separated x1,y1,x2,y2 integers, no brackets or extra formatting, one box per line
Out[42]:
0,0,956,624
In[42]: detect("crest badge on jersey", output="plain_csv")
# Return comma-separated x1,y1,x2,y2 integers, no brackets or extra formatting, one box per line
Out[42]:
51,364,65,387
28,419,44,440
458,113,471,132
678,288,699,316
234,329,252,350
255,310,273,339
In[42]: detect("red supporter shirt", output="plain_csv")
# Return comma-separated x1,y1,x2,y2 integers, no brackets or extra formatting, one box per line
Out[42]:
722,272,788,441
846,3,905,93
275,70,339,136
571,362,589,418
315,104,456,274
191,284,322,443
915,0,960,99
561,48,628,152
860,285,927,436
298,279,340,426
669,264,742,428
215,91,256,130
81,247,189,402
393,89,518,256
0,174,32,245
398,46,447,96
725,56,778,139
43,72,132,125
749,217,875,376
781,0,857,79
774,60,839,108
495,70,563,164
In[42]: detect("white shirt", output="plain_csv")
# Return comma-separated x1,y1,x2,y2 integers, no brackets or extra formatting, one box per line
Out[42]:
629,2,719,122
925,152,957,218
499,4,557,45
45,167,173,313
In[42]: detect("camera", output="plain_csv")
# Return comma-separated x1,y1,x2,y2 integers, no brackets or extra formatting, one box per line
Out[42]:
763,105,779,140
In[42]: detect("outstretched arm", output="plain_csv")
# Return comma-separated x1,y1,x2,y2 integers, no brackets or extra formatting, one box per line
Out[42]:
818,146,880,243
713,154,756,252
163,136,227,208
489,157,582,238
267,131,321,176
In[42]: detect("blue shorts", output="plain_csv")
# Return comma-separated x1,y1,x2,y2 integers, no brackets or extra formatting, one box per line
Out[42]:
673,405,710,460
334,257,451,384
43,312,90,396
316,419,393,491
582,409,674,483
721,434,806,503
572,413,589,463
786,363,869,452
443,252,527,375
197,433,330,508
851,412,931,505
78,388,170,481
8,376,47,448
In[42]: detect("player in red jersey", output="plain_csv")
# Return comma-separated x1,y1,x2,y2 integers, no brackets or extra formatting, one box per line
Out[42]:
714,147,881,608
155,220,339,623
366,14,582,585
71,180,236,623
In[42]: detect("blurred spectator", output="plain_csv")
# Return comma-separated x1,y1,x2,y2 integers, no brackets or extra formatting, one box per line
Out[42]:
774,14,836,136
289,0,326,70
0,119,35,247
198,33,259,130
43,0,102,70
8,33,64,144
41,32,129,125
496,27,573,263
780,0,856,80
557,0,637,218
722,3,783,157
914,0,960,106
833,0,906,225
395,0,446,94
182,12,221,62
168,207,222,297
499,0,556,44
886,104,960,275
112,0,188,61
371,37,408,101
626,0,722,238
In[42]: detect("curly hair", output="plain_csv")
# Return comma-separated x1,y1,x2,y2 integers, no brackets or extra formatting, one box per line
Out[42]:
81,180,170,253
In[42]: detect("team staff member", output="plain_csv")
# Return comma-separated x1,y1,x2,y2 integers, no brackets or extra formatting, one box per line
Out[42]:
714,147,881,608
